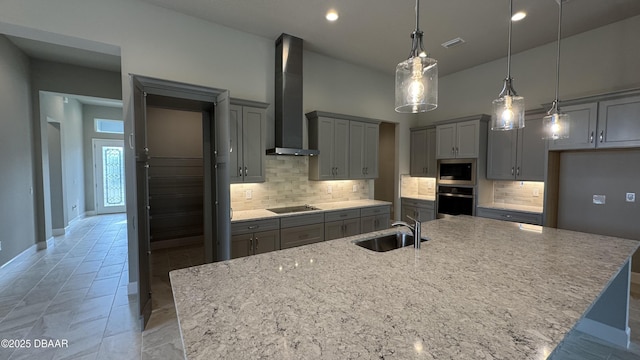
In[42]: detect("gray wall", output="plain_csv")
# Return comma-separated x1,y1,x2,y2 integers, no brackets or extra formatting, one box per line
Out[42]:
82,104,124,212
47,122,64,231
0,35,36,267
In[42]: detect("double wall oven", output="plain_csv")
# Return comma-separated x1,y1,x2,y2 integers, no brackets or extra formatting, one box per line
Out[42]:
437,159,476,218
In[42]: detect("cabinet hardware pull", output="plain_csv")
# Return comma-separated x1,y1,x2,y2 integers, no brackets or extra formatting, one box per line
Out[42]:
451,147,455,154
590,131,594,143
128,133,134,149
456,147,459,155
239,167,242,176
599,130,604,143
248,225,259,229
250,237,254,252
245,167,248,176
516,167,520,176
511,167,514,175
254,237,259,252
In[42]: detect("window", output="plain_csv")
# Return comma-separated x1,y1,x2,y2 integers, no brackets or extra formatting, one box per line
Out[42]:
95,118,124,134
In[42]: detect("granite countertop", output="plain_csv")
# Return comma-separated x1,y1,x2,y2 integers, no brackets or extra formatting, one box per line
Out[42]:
401,195,436,202
170,216,638,359
231,199,392,222
477,202,544,214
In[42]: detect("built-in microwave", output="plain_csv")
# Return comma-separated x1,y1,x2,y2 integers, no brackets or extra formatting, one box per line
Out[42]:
437,159,476,186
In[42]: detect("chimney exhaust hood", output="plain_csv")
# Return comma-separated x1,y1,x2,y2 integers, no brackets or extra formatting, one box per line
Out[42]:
266,33,319,156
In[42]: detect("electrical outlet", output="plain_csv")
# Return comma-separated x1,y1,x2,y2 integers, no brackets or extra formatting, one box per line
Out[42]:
627,192,636,202
532,188,539,197
352,185,358,193
327,185,332,194
245,189,252,199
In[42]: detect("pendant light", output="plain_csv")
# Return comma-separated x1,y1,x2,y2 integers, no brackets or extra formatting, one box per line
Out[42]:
491,0,525,130
395,0,438,113
543,0,570,140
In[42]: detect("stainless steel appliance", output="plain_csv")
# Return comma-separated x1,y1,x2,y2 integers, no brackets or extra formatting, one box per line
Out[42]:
437,159,476,186
437,186,475,218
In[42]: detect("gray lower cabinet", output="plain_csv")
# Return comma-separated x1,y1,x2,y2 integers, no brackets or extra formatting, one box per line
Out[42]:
487,113,546,181
476,207,542,226
325,209,360,240
230,102,268,183
360,205,391,233
410,127,437,177
280,213,325,249
400,198,436,223
231,218,280,259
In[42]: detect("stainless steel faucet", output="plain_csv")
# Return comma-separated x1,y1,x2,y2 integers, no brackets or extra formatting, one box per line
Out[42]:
391,216,422,249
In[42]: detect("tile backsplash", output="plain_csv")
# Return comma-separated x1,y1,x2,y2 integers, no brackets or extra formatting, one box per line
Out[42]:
230,156,371,210
493,181,544,208
400,175,436,198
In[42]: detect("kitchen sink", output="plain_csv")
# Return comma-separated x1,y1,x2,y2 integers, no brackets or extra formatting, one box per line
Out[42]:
355,232,427,252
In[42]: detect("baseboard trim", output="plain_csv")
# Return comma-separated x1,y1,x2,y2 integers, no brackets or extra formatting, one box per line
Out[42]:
575,317,630,349
1,240,44,269
52,228,65,236
85,210,96,217
128,281,138,295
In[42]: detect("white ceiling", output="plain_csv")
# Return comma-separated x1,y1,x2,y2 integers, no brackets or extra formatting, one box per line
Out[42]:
140,0,640,76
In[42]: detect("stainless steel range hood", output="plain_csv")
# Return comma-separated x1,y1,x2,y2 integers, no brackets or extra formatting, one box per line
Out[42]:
266,33,319,156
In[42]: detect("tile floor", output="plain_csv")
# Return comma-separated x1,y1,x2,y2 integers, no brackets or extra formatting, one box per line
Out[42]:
1,213,640,359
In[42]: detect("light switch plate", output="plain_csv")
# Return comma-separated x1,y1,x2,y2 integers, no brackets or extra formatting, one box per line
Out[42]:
327,185,332,194
593,195,606,205
245,189,252,199
532,188,539,197
352,185,358,193
627,193,636,202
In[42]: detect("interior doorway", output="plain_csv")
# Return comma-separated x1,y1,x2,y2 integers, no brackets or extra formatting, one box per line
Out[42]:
375,122,397,219
47,121,65,235
93,139,126,214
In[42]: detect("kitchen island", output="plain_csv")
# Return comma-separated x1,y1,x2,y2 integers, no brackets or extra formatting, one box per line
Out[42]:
170,216,639,359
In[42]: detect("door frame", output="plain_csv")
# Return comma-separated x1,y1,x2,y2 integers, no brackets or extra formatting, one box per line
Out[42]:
93,138,126,214
128,75,231,329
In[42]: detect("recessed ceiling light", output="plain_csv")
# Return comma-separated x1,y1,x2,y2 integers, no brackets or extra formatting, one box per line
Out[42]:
511,11,527,21
326,10,339,22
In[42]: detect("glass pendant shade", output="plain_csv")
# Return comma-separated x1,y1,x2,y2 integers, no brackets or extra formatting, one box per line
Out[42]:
543,111,570,140
395,56,438,113
492,94,525,130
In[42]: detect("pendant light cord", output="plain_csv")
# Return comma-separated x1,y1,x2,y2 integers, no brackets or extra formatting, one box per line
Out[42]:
506,0,513,79
553,1,563,104
415,0,420,31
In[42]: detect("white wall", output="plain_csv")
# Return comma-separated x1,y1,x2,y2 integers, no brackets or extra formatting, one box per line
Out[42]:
420,14,640,124
82,105,124,212
0,35,36,267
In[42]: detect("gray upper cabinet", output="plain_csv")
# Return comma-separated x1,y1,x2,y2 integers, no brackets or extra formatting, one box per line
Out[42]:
487,113,545,181
547,103,598,150
308,116,350,180
548,92,640,150
229,101,268,183
597,95,640,148
349,121,379,179
436,119,481,159
410,127,436,177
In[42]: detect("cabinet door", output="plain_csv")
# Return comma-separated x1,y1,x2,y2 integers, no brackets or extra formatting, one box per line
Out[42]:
548,103,597,150
334,119,350,179
436,124,456,159
360,215,375,234
242,107,266,183
229,105,243,183
325,220,345,241
363,123,379,178
410,129,428,176
254,229,279,255
348,121,365,178
597,95,640,148
401,205,417,222
487,127,517,180
517,116,546,181
374,214,390,231
425,128,437,177
231,233,252,259
316,118,336,180
456,120,479,158
417,206,435,222
343,218,361,237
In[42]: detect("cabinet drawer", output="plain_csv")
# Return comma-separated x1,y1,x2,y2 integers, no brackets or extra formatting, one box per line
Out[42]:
401,198,435,209
476,207,542,225
280,213,325,229
360,205,390,217
324,208,360,222
231,218,280,235
280,223,325,249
